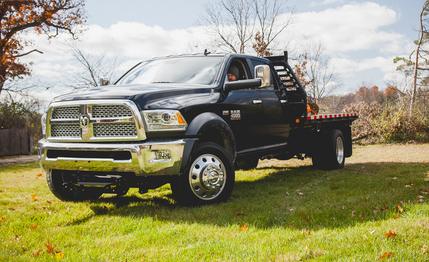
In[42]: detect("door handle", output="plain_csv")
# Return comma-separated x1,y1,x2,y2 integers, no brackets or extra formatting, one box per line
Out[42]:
252,100,263,104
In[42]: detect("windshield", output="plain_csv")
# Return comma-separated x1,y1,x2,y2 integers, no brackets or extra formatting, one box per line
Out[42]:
118,56,224,86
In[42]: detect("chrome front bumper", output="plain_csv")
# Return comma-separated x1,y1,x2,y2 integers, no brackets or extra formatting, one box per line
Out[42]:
38,139,186,176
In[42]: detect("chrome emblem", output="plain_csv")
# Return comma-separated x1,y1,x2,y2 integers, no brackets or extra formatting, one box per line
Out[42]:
80,115,90,127
79,114,91,140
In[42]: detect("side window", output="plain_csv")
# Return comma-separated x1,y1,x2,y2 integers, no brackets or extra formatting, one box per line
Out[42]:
226,59,250,83
250,59,275,90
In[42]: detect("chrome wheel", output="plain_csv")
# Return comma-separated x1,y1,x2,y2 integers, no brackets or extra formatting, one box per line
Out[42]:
188,154,226,200
336,136,344,164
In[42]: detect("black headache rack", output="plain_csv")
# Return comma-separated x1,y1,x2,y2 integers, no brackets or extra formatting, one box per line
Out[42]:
266,51,304,92
266,51,308,121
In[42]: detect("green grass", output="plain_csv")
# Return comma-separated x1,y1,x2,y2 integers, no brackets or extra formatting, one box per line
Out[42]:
1,145,429,261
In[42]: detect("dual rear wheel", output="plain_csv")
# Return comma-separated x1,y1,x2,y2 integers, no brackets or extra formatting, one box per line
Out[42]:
312,129,345,170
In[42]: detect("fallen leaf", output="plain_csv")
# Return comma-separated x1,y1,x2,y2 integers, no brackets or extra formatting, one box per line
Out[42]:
239,224,249,232
297,191,304,196
31,194,38,202
30,224,38,230
46,200,52,204
32,249,42,257
384,230,397,239
0,216,5,223
235,212,245,217
45,241,55,254
55,251,64,260
379,252,393,260
36,173,43,178
421,244,428,254
396,204,404,214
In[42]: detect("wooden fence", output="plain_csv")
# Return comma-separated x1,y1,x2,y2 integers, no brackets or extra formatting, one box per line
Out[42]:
0,128,33,156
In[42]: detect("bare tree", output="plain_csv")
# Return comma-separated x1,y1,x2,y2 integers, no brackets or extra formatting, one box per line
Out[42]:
394,0,429,117
206,0,254,53
410,1,429,115
70,48,118,89
205,0,291,55
295,44,338,104
252,0,292,56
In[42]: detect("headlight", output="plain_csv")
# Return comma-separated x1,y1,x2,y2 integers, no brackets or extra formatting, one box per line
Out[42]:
142,110,187,132
41,113,47,137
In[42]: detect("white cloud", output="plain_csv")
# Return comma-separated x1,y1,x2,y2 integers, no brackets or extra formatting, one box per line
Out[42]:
13,1,412,102
283,2,407,54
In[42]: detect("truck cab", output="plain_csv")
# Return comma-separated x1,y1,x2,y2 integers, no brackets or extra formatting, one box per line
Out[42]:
39,52,357,205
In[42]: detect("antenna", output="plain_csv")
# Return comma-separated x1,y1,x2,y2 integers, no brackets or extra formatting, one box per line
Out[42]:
204,49,211,56
284,51,288,63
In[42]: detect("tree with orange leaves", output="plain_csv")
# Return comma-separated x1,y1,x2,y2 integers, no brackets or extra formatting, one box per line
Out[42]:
0,0,86,94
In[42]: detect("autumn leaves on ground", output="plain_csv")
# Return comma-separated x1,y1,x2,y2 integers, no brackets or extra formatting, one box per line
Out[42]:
1,144,429,261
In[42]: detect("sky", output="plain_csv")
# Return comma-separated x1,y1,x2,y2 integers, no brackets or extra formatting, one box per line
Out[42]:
14,0,424,104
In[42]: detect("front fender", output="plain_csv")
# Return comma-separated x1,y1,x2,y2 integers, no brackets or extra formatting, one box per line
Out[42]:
180,113,236,172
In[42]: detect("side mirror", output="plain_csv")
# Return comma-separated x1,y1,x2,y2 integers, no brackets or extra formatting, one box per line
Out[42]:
99,78,110,86
254,65,271,88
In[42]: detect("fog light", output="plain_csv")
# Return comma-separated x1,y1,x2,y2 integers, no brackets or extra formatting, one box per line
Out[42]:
153,150,171,161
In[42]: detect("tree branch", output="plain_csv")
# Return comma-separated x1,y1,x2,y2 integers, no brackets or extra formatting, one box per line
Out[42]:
12,49,44,58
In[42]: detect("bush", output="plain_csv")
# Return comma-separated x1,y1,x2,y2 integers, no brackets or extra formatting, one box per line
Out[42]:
343,101,429,144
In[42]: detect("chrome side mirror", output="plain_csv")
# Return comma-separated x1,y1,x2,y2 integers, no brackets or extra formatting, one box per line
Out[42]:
254,65,271,88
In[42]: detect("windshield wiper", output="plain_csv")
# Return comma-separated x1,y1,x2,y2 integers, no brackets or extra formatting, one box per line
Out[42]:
151,81,174,84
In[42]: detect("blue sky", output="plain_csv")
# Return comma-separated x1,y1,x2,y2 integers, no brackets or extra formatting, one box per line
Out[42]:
17,0,424,103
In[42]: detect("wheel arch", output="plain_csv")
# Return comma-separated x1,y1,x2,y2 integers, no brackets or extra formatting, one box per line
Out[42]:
184,112,236,166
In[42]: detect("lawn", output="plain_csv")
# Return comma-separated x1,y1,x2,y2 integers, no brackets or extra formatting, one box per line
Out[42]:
1,144,429,261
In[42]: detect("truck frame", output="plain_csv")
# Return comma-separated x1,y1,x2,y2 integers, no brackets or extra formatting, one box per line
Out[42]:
38,51,357,205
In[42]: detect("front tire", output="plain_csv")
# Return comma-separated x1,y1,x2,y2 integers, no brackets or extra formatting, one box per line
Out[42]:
170,142,235,205
46,170,103,201
312,129,345,170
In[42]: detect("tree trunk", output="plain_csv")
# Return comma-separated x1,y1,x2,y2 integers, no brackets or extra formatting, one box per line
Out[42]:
410,3,426,118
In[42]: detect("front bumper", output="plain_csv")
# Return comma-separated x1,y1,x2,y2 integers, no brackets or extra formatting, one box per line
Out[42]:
38,139,186,176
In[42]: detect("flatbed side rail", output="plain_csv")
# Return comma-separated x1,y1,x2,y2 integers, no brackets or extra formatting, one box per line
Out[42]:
304,113,358,124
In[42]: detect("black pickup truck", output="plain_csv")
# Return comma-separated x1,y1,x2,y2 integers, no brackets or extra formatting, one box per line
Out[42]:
38,52,357,205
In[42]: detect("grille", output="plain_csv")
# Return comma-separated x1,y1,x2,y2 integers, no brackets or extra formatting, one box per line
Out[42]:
51,123,81,137
93,123,137,137
52,106,80,119
48,102,141,141
92,105,133,118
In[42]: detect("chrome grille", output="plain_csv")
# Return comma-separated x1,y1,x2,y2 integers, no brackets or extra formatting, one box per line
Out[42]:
50,123,80,137
92,105,133,118
93,123,137,137
52,106,80,120
47,100,145,142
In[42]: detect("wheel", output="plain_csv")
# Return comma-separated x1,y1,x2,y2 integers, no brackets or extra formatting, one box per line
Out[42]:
170,142,235,205
46,170,103,201
235,157,259,170
312,129,345,170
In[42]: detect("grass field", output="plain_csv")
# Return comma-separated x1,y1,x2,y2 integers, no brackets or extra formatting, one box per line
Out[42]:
1,144,429,261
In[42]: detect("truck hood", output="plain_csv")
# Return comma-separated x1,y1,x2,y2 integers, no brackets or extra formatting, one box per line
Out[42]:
52,84,220,110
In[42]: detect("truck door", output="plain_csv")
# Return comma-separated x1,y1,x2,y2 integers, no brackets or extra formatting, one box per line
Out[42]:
220,58,268,151
249,58,291,146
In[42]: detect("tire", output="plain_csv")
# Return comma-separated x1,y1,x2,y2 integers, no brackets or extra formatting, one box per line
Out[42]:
46,170,103,202
170,142,235,205
235,158,259,170
312,129,345,170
